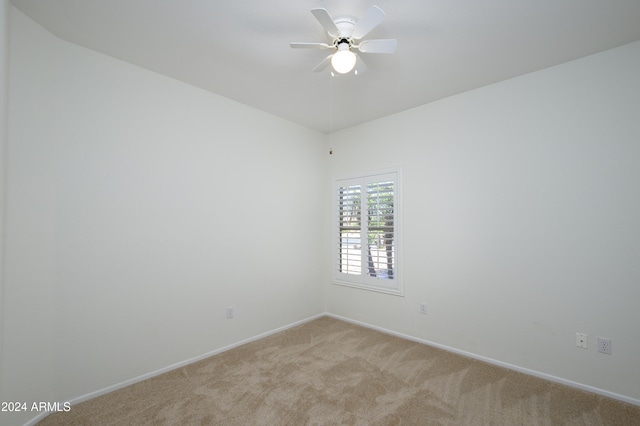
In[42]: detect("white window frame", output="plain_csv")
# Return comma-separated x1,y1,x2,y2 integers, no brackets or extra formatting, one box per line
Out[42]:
332,167,403,296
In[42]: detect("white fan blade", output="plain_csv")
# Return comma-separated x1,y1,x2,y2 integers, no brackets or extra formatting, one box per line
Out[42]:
311,8,339,38
357,39,397,54
352,5,385,39
312,54,333,72
290,42,332,49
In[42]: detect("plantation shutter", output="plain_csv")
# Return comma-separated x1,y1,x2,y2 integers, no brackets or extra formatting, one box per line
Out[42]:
338,184,362,275
366,180,394,280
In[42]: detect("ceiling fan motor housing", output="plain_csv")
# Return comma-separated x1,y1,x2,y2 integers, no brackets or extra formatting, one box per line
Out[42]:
334,18,356,38
332,18,357,52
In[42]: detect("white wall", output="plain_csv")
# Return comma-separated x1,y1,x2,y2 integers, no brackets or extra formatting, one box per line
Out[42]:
326,40,640,402
0,0,9,404
2,8,325,425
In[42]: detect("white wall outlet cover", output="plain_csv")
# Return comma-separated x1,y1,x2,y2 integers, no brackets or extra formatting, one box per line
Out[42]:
598,337,611,354
576,333,588,349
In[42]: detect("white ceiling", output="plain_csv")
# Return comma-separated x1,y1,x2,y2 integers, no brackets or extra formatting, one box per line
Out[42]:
10,0,640,133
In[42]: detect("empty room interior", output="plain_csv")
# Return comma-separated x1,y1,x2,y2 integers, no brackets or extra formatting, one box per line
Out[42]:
1,0,640,425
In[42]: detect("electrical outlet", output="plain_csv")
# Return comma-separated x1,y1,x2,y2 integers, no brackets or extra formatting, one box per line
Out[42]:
419,303,427,314
598,337,611,354
226,306,234,319
576,333,588,349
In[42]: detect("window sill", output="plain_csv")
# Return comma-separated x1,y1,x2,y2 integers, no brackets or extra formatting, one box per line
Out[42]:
332,279,404,296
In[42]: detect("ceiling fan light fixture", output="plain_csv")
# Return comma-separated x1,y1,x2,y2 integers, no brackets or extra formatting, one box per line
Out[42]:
331,43,357,74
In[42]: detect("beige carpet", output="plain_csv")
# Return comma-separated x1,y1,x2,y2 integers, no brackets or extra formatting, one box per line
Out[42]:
39,316,640,425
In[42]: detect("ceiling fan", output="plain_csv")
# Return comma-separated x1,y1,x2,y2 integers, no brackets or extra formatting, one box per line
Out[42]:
290,5,397,75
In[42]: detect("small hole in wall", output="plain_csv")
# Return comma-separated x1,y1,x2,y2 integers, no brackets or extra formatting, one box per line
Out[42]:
329,148,333,155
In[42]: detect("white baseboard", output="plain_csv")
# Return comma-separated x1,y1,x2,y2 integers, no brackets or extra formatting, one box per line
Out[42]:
24,313,325,426
325,313,640,407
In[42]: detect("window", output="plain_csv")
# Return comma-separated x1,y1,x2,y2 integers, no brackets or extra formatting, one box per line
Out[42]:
333,168,402,295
